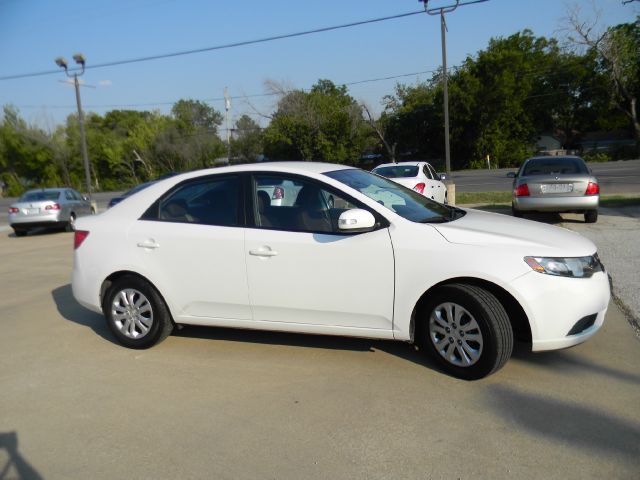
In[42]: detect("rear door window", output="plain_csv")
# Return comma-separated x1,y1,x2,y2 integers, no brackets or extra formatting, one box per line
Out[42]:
150,176,241,227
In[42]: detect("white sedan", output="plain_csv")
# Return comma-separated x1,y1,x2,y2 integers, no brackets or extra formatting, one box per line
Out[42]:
72,162,610,380
372,161,447,203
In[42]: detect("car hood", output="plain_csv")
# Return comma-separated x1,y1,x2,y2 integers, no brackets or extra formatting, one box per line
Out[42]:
433,208,596,256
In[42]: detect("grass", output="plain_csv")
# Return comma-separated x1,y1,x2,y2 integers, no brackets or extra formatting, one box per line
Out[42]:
456,191,640,208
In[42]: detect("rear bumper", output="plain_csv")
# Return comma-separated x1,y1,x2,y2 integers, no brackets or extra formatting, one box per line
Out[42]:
514,195,598,212
9,211,63,227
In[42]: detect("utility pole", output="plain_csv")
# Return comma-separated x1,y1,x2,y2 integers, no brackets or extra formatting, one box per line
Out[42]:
421,0,488,205
224,87,231,164
55,54,93,202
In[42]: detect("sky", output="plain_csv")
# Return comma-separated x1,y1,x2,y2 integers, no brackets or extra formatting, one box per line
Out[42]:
0,0,637,132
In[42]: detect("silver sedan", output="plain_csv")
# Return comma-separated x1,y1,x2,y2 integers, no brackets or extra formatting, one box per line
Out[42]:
509,156,600,223
8,188,94,236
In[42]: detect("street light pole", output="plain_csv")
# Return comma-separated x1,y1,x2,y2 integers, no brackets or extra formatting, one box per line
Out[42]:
55,54,92,202
422,0,488,205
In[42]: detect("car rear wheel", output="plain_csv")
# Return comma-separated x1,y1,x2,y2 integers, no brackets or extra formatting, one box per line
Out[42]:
103,275,173,349
511,205,523,218
65,213,76,232
417,284,513,380
585,210,598,223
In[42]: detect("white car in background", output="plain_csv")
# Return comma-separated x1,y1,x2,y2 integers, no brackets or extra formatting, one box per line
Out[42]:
372,161,447,204
72,162,609,380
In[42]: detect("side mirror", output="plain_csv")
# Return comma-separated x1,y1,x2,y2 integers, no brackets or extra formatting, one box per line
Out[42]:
506,172,516,178
438,173,447,181
82,195,89,201
338,209,376,232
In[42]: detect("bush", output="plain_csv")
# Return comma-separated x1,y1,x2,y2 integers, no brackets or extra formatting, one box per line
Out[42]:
582,152,612,163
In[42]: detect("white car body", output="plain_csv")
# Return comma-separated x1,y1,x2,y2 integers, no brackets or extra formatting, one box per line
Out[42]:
372,161,447,203
72,162,610,378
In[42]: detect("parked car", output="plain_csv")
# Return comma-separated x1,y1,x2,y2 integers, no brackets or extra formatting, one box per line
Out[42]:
108,181,156,208
9,187,94,237
372,161,447,204
72,162,609,380
509,156,600,223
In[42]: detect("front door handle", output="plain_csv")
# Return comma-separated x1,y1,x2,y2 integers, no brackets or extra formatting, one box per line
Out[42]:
249,247,278,257
137,240,160,249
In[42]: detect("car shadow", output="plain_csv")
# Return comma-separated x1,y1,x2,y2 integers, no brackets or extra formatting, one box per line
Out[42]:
51,284,118,345
484,385,640,460
174,323,442,371
511,346,640,385
51,283,445,373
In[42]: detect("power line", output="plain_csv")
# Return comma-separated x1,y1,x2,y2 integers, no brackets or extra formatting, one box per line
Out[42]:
11,69,440,110
0,10,425,81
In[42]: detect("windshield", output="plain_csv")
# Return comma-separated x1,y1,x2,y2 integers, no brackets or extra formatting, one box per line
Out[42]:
325,169,463,223
522,157,589,176
372,165,418,178
20,191,60,202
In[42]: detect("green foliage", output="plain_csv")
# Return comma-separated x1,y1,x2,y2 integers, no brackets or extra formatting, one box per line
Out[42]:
582,152,612,163
263,79,368,163
231,115,263,162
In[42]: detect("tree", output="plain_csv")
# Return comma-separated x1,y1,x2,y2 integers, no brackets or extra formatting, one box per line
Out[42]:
171,99,223,133
263,79,369,163
230,115,263,162
565,9,640,152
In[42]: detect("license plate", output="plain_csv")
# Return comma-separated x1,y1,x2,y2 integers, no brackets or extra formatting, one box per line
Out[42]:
541,184,573,194
27,208,40,214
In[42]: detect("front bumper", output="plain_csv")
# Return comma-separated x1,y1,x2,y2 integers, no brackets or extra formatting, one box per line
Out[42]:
514,195,599,213
510,269,610,351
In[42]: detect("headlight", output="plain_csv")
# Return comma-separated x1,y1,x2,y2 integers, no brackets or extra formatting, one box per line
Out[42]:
524,254,604,278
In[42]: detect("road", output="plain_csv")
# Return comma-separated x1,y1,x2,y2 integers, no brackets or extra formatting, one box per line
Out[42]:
0,216,639,479
451,159,640,194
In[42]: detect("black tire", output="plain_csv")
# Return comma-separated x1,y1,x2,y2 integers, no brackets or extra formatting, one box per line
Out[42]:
91,207,96,214
102,275,174,349
585,210,598,223
65,213,76,232
444,192,448,205
416,284,513,380
13,228,27,237
511,205,523,218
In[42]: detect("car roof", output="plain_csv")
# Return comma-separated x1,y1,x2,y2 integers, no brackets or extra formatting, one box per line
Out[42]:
525,156,585,162
374,162,423,169
168,161,355,182
24,188,66,193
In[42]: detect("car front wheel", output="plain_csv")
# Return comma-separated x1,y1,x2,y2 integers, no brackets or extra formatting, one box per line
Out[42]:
417,284,513,380
103,275,173,349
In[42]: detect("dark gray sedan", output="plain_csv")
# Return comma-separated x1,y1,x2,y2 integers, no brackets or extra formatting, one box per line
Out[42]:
8,188,94,236
509,156,599,223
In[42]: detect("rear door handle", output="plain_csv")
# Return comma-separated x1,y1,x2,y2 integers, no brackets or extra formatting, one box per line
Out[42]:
137,240,160,249
249,247,278,257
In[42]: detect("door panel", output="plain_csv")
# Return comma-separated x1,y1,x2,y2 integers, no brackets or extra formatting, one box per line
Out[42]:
245,228,394,330
129,221,250,320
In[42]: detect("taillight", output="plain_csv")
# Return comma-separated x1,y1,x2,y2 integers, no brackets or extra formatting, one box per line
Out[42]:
8,207,19,214
74,230,89,249
515,184,530,197
585,182,599,196
45,203,61,210
413,183,426,194
272,187,284,200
